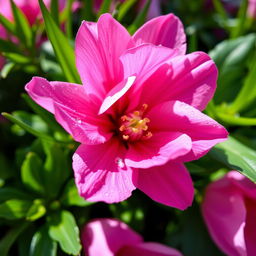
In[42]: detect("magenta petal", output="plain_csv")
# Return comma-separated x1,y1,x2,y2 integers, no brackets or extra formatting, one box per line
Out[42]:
73,140,136,203
147,100,228,161
202,177,247,256
127,51,218,111
99,76,136,115
118,242,183,256
125,132,192,169
75,14,133,98
244,198,256,256
133,13,186,54
82,219,142,256
133,162,194,210
25,77,111,144
227,171,256,200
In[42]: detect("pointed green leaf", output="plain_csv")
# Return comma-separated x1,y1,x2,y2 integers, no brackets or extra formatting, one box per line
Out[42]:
128,0,151,34
26,200,46,221
117,0,137,21
48,211,82,255
39,0,80,83
0,199,32,220
0,13,16,35
210,136,256,182
30,226,57,256
10,0,33,48
42,141,70,198
21,152,45,194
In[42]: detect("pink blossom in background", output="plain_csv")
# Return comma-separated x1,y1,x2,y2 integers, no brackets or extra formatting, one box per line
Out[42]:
0,0,71,69
202,171,256,256
82,218,183,256
25,13,228,209
248,0,256,18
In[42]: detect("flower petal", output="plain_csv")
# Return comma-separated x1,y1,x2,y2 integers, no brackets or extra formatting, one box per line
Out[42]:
75,14,133,98
117,242,183,256
121,51,217,111
147,100,228,162
227,171,256,200
133,162,194,210
244,198,256,256
133,13,186,54
73,139,136,203
125,132,192,169
99,76,136,115
25,77,112,144
202,176,247,256
82,219,142,256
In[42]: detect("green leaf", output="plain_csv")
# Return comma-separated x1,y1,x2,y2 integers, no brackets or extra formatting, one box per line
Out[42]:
10,0,33,48
209,34,256,104
0,13,16,35
81,0,95,21
39,0,80,83
0,223,29,256
61,179,93,207
42,141,70,198
2,52,31,64
22,94,67,135
128,0,151,34
21,152,45,194
117,0,137,21
231,0,248,38
0,62,15,78
2,112,60,143
229,55,256,113
97,0,112,18
210,136,256,182
168,203,224,256
216,112,256,126
0,187,33,203
0,199,32,220
26,200,46,221
0,38,20,53
48,211,82,255
30,226,57,256
50,0,59,25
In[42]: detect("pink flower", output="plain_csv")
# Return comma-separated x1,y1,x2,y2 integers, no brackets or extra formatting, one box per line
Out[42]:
82,218,183,256
248,0,256,18
202,171,256,256
0,0,67,26
25,13,228,209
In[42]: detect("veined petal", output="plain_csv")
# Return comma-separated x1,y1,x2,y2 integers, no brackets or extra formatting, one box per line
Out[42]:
75,14,133,98
147,100,228,162
25,77,112,144
133,162,194,210
202,177,247,256
99,76,136,115
121,50,217,111
125,132,192,169
133,13,186,54
118,242,183,256
120,44,178,85
73,140,136,203
82,219,142,256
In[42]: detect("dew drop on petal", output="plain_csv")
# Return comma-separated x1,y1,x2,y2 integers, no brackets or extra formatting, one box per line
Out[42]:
115,157,125,168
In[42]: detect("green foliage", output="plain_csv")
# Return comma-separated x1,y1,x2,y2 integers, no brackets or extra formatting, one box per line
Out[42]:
39,0,80,83
210,136,256,182
48,211,82,255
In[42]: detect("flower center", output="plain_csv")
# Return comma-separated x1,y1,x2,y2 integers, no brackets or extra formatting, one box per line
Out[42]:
118,104,152,142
